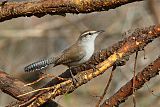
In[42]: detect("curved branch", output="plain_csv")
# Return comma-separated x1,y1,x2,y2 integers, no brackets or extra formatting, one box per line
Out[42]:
0,0,143,22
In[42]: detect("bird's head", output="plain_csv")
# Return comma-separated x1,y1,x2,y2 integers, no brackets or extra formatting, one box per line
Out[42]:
78,30,104,42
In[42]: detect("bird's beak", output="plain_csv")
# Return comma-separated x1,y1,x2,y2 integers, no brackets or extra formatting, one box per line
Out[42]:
97,30,105,34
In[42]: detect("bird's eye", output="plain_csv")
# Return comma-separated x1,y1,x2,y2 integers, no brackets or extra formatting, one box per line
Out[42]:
88,33,91,35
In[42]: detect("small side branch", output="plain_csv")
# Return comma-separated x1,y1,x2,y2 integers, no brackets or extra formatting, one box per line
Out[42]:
101,56,160,107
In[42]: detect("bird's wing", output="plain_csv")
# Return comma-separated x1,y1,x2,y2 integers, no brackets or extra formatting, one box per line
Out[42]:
55,43,85,66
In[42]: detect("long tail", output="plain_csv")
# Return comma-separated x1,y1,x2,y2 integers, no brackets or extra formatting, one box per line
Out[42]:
24,57,56,72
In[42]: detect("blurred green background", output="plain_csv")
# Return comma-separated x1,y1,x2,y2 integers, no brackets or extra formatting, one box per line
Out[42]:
0,0,160,107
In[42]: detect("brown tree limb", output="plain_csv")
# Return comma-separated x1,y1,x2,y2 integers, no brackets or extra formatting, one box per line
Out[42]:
0,70,34,100
101,55,160,107
14,25,160,107
0,71,61,107
0,0,143,22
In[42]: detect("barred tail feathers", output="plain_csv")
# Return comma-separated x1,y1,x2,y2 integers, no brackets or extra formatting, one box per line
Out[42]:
24,57,56,72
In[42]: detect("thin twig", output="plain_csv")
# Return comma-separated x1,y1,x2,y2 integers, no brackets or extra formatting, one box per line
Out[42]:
132,51,138,107
96,67,115,107
18,86,55,97
24,72,67,86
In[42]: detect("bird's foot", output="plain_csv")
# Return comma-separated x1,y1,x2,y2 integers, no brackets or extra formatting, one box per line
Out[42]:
90,64,100,72
69,69,78,85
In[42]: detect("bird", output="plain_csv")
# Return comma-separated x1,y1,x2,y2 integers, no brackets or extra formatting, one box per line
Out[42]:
24,30,104,79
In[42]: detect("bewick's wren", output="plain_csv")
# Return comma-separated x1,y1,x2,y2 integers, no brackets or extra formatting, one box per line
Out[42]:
24,30,104,77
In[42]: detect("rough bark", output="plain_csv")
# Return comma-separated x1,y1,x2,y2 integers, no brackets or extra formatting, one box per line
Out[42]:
0,0,143,22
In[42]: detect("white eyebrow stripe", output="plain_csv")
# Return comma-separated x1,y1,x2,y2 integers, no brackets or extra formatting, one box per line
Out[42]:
81,31,96,36
82,32,89,35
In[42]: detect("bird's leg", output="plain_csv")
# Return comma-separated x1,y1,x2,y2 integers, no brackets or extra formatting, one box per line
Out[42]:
69,67,77,85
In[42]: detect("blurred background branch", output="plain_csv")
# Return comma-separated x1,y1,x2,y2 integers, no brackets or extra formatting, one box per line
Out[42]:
146,0,160,24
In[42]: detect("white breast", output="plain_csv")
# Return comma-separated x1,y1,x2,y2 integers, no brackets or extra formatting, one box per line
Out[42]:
78,40,94,64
